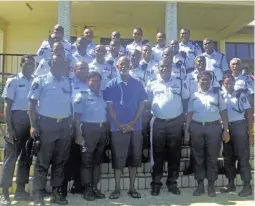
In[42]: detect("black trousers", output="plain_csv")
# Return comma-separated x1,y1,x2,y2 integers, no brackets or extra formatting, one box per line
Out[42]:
151,114,184,187
190,121,222,181
223,120,251,182
80,122,106,185
33,116,71,191
0,110,32,188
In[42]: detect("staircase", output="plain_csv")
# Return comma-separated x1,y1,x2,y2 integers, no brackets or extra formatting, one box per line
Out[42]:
0,124,253,194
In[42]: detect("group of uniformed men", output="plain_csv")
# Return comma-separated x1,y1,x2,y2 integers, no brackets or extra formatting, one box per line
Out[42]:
0,24,254,206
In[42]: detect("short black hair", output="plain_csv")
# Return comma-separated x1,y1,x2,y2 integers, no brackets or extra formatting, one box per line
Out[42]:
20,55,34,65
197,70,213,80
88,71,102,80
223,74,235,82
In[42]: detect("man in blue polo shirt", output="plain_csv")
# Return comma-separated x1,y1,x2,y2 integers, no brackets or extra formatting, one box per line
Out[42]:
104,56,147,199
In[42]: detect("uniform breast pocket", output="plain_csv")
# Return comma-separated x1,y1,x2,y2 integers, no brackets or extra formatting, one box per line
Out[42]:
16,85,28,99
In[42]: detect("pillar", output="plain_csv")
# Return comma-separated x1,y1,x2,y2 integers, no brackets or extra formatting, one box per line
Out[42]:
58,0,71,41
165,2,178,44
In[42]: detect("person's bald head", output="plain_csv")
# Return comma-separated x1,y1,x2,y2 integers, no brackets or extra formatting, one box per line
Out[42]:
111,31,121,41
94,45,106,63
169,40,179,54
162,47,173,59
74,61,89,82
83,28,94,42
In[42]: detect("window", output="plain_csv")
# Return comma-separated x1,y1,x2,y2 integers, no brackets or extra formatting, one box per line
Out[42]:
226,43,254,61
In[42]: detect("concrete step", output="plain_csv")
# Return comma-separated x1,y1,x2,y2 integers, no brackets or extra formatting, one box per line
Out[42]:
1,171,254,194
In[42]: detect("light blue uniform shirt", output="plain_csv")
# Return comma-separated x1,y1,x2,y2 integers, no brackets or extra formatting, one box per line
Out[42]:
130,59,158,87
152,44,168,62
73,89,107,123
2,72,34,111
146,74,190,119
234,73,254,95
28,72,71,119
172,53,187,80
89,59,117,91
179,41,202,69
202,51,229,83
222,89,251,122
34,58,50,77
71,77,88,105
188,89,226,122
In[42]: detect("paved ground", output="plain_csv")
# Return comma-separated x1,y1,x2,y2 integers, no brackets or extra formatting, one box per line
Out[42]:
8,187,255,206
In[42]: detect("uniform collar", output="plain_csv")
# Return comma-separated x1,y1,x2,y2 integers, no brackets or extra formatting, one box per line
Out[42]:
234,73,242,79
87,88,102,97
198,88,212,94
140,59,152,65
92,58,105,65
117,75,132,84
18,72,31,80
155,44,167,50
132,41,142,46
73,51,87,58
203,50,216,57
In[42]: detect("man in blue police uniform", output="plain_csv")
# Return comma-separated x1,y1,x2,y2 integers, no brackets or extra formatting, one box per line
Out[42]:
64,61,89,194
202,37,229,86
0,55,35,205
89,45,117,91
105,40,122,68
28,54,72,206
70,37,94,79
220,74,253,197
126,28,143,54
104,56,147,199
152,32,168,62
229,58,254,106
74,71,107,201
147,57,190,196
37,24,71,65
34,41,65,77
72,28,96,57
179,28,202,72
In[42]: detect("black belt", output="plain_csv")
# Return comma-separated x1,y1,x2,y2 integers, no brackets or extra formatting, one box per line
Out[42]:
82,122,107,128
39,115,68,123
192,120,220,126
229,119,246,127
155,114,182,123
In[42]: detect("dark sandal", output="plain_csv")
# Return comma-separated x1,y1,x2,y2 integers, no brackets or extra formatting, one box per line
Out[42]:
127,189,141,198
109,190,120,199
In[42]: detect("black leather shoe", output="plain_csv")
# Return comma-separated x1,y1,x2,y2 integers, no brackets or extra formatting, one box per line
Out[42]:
83,185,95,201
168,185,181,195
208,183,216,197
34,192,45,206
50,187,68,205
238,183,252,197
0,195,11,206
193,180,205,196
151,186,161,196
14,190,32,201
92,187,105,199
220,179,236,193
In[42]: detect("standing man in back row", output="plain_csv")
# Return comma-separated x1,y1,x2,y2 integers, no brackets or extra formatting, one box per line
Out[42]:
179,28,202,74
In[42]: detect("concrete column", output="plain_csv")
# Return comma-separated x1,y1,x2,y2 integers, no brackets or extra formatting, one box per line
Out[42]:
58,0,71,41
165,2,178,44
